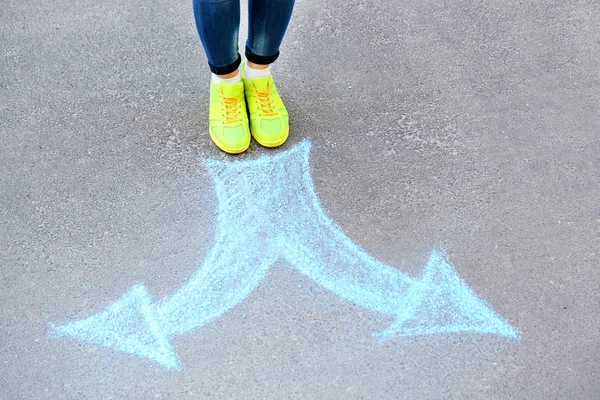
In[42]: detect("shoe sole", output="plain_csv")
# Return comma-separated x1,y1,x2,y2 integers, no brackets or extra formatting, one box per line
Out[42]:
209,131,250,154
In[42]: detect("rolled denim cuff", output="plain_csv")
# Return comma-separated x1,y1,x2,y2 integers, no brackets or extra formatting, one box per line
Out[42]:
245,46,280,65
209,53,242,75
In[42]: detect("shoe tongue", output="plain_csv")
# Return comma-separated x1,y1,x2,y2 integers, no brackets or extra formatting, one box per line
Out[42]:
220,81,243,97
250,75,271,91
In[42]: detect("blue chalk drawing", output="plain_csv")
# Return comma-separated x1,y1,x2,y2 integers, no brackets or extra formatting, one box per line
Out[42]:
49,141,519,370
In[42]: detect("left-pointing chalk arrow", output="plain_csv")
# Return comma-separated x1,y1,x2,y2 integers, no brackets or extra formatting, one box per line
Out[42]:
48,219,278,371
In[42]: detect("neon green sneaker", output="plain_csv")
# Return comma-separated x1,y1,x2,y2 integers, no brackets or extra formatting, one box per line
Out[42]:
241,61,289,148
208,79,250,154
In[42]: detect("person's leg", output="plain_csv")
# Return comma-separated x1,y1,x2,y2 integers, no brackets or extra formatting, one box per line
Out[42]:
192,0,242,77
245,0,295,68
242,0,295,148
193,0,250,154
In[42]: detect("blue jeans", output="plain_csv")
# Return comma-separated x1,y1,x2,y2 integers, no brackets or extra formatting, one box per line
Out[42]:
193,0,295,75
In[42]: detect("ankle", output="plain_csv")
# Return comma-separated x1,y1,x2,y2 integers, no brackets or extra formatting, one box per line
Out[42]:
212,68,241,84
246,61,270,70
244,61,272,80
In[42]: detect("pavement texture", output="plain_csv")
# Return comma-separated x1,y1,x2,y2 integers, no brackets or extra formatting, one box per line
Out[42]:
1,0,599,398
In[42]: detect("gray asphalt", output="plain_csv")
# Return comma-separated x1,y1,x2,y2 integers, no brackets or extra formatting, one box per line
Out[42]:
1,0,599,398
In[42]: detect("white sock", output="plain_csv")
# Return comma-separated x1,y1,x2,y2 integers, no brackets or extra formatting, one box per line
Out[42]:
211,69,241,84
243,62,272,79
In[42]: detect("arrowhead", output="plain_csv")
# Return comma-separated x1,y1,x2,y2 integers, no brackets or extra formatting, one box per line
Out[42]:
375,250,520,341
48,284,180,370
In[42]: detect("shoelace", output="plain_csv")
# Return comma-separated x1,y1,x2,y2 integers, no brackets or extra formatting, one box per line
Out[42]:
221,93,242,124
253,83,276,117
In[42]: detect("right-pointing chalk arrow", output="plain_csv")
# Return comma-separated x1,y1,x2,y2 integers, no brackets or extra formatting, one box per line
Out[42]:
49,141,520,370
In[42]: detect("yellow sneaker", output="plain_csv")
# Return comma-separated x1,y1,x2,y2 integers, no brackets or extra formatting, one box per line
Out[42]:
208,79,250,154
241,61,289,148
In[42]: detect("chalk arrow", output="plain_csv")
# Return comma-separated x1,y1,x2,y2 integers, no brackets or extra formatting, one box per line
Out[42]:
49,141,519,370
